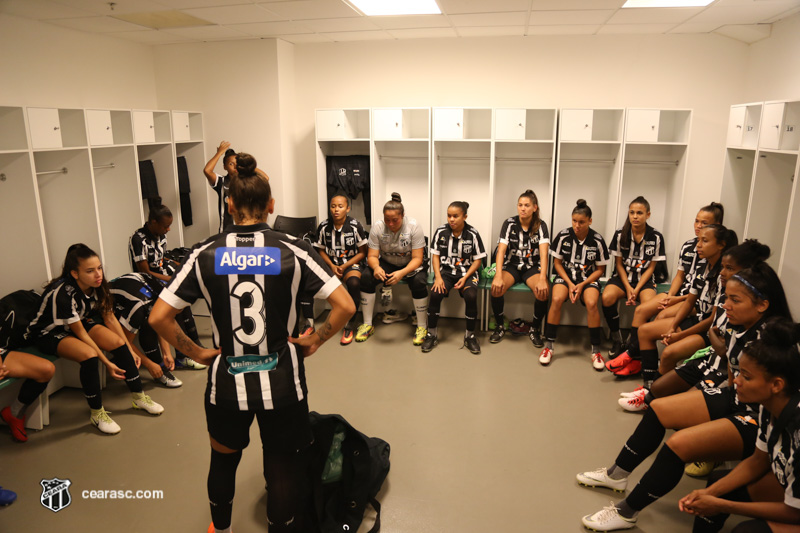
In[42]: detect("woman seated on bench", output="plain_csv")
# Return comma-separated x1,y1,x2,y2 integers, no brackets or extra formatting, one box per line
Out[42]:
0,348,55,442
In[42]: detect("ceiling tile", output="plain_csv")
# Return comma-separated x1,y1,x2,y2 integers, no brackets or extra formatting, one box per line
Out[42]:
279,33,334,42
449,11,528,26
300,17,379,31
0,0,96,19
322,29,392,41
386,27,458,38
713,23,772,43
458,26,526,36
607,6,703,24
530,0,625,9
111,29,195,43
369,15,450,29
259,0,360,20
597,23,677,33
436,0,532,14
529,9,614,25
148,0,248,7
181,5,284,25
48,15,149,32
161,24,250,39
229,20,314,35
668,20,723,32
527,24,600,34
49,0,169,15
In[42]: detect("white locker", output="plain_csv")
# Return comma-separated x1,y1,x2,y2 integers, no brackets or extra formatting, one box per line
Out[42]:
433,108,465,140
626,109,660,143
494,109,526,140
133,111,156,144
760,103,785,150
172,112,191,142
560,109,593,141
28,107,62,149
727,106,746,147
86,110,114,146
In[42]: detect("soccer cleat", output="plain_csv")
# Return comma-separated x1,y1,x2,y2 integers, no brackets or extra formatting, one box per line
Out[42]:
592,352,606,371
421,333,438,353
463,335,481,355
539,347,553,366
299,325,315,338
1,406,27,442
90,408,121,435
132,394,164,416
576,467,628,492
581,502,637,532
156,369,182,388
175,357,208,370
606,351,633,373
608,340,626,360
613,360,642,377
620,386,647,398
340,327,354,345
685,461,720,478
529,328,544,348
413,327,427,346
618,394,648,412
489,325,506,344
382,309,409,324
0,487,17,506
509,318,531,336
355,324,374,342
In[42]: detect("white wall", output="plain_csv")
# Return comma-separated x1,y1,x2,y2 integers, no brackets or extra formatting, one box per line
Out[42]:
744,13,800,102
290,33,749,239
0,14,157,109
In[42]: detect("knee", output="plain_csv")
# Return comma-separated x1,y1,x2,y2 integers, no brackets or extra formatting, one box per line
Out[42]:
345,276,360,290
462,289,477,305
664,434,692,461
37,361,56,382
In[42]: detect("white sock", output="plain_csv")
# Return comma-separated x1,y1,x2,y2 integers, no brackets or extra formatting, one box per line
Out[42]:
413,297,428,328
215,527,232,533
361,292,376,326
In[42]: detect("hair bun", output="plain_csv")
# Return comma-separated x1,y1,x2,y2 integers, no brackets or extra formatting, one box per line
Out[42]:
235,153,258,178
391,192,402,203
576,199,587,208
761,317,799,349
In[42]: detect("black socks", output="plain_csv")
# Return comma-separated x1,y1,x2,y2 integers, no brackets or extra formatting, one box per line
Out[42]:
208,449,243,530
79,358,103,410
614,408,666,473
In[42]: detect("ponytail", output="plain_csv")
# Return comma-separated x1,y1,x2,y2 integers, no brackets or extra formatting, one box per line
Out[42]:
46,243,114,316
147,197,171,223
519,189,541,233
621,196,650,249
573,198,592,218
700,202,724,225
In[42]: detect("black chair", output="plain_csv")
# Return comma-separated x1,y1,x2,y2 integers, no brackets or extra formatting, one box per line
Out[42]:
273,215,317,240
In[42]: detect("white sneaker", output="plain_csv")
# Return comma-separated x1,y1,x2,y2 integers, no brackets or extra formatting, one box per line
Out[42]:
132,394,164,415
382,309,409,324
592,352,605,371
581,502,637,531
156,369,183,388
539,347,553,366
175,357,207,370
618,394,648,412
576,467,628,492
90,408,121,435
620,386,647,399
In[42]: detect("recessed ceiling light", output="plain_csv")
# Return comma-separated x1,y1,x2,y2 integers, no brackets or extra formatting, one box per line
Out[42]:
111,11,213,29
622,0,715,7
347,0,441,16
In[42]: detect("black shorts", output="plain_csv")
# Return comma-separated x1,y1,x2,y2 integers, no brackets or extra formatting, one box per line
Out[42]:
725,410,760,458
702,386,759,420
205,397,313,453
553,276,600,306
506,266,542,286
605,275,656,295
35,318,101,356
341,263,363,276
435,271,479,296
675,357,727,390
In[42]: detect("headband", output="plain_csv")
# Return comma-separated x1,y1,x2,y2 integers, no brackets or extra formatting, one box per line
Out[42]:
731,274,766,300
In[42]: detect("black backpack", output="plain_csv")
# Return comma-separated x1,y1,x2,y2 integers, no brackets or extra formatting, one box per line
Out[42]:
0,290,43,350
308,412,390,533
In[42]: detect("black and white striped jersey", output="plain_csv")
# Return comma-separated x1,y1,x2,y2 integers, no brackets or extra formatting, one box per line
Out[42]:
498,216,550,271
26,278,98,340
431,223,487,278
110,272,163,334
676,238,706,296
609,225,666,286
129,225,176,278
159,223,341,411
313,216,368,266
549,227,610,283
690,266,722,321
756,401,800,510
212,173,233,234
694,292,730,375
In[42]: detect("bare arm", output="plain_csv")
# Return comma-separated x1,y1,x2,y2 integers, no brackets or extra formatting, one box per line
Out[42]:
135,260,171,283
289,285,355,357
149,300,221,365
203,141,230,186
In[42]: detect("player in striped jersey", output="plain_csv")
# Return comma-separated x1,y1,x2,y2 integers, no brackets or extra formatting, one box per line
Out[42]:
489,189,550,347
129,200,178,282
541,199,609,369
150,154,354,533
422,201,487,354
313,192,368,345
578,263,792,532
26,244,164,435
601,196,666,365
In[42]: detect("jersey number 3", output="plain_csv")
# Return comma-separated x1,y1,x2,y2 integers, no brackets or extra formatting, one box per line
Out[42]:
232,281,267,346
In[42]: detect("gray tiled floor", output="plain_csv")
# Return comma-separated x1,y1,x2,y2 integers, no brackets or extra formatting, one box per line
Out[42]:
0,316,736,532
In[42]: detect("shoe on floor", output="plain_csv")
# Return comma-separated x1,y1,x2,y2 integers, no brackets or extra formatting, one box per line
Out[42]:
421,333,438,353
576,467,628,492
581,502,637,531
382,309,409,324
608,340,626,360
606,351,632,372
618,394,648,412
175,357,208,370
132,393,164,416
0,487,17,506
592,352,605,371
463,335,481,355
489,325,505,344
529,328,544,348
1,406,27,442
90,408,121,435
613,360,642,377
685,461,720,478
299,325,315,338
509,318,531,336
340,327,354,345
355,324,374,342
156,369,183,388
539,347,553,366
620,386,647,398
413,327,427,346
